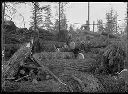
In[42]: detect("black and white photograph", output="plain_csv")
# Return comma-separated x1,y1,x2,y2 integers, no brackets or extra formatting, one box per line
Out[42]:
1,2,128,92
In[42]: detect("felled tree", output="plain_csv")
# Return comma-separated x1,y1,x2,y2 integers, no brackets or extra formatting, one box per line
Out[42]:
2,41,33,78
3,2,31,44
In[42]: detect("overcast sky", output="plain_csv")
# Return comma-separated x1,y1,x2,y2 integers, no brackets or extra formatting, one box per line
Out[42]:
5,2,127,31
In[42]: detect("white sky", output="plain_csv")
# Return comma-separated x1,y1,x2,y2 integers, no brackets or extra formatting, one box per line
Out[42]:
5,2,127,31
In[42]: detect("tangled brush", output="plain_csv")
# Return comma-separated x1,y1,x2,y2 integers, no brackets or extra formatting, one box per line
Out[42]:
100,41,126,75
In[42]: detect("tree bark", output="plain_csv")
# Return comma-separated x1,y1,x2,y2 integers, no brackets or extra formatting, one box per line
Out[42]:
2,2,5,51
59,2,60,32
126,2,128,69
2,43,32,78
2,2,5,66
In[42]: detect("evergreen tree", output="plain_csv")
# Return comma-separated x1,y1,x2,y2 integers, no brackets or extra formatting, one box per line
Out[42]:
105,8,118,37
52,2,68,32
69,24,75,34
2,2,5,53
59,2,68,30
97,19,104,34
60,14,68,30
126,2,128,69
30,2,43,31
53,19,59,33
44,5,53,31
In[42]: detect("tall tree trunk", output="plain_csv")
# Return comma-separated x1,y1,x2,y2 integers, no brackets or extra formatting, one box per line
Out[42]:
88,2,90,31
34,2,37,32
34,2,39,39
93,21,95,32
59,2,60,32
126,2,128,69
2,2,5,61
2,2,5,26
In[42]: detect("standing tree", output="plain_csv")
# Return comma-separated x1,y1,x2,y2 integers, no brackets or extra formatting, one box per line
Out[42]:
30,2,49,53
56,2,69,42
97,19,105,34
53,2,68,32
60,14,68,30
52,3,59,33
68,24,76,42
44,5,53,32
2,2,5,25
69,24,75,33
2,2,6,62
30,2,42,32
53,19,59,33
30,2,50,37
59,2,68,30
126,2,128,69
105,8,118,38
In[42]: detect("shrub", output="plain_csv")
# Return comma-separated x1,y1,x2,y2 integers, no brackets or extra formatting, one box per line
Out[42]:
100,41,126,75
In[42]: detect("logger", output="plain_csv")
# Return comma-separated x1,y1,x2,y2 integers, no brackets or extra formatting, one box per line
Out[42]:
68,41,81,59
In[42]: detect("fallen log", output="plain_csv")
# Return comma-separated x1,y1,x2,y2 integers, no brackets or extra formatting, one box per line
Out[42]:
3,44,22,48
31,56,67,86
20,64,41,70
2,42,32,78
33,53,105,92
33,52,75,60
33,53,98,92
33,53,97,74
